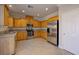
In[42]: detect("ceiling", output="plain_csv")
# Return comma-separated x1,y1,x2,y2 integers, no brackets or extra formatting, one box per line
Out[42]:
7,4,58,18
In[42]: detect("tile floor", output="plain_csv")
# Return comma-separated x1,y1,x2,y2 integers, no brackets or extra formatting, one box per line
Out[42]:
48,36,57,45
15,38,72,55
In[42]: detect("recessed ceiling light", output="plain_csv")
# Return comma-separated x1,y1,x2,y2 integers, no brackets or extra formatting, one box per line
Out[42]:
9,5,12,7
22,10,25,12
45,8,48,11
37,13,39,16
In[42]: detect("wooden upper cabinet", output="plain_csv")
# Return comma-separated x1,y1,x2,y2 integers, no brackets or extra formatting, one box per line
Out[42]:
25,16,33,24
31,20,40,28
4,5,10,26
4,5,13,27
14,18,27,27
8,17,13,27
47,16,59,22
25,16,40,28
40,21,48,28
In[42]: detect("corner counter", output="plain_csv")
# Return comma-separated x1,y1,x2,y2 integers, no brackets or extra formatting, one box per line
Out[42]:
0,32,16,55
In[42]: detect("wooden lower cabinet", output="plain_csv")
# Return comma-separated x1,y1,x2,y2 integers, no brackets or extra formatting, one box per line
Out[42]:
15,31,47,40
34,30,41,38
40,31,47,40
16,32,27,41
40,21,48,40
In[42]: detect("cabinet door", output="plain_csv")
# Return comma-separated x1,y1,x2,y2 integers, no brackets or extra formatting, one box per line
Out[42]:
34,30,41,37
4,5,10,26
40,21,47,28
31,20,40,27
40,21,48,40
16,32,27,41
40,31,47,40
8,17,13,27
14,19,27,27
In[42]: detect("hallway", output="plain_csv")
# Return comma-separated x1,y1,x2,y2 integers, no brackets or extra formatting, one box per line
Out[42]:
15,38,72,55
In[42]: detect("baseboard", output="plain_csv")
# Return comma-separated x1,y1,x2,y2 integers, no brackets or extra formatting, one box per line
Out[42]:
47,40,57,46
62,49,75,55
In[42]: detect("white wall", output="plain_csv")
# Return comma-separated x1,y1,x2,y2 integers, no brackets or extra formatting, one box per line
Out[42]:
0,5,4,26
59,5,79,54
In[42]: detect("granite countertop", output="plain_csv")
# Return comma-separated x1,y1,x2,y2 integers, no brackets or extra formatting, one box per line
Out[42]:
9,27,47,31
0,31,16,37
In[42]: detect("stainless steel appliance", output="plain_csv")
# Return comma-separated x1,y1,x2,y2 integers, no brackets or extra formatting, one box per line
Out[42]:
26,24,34,37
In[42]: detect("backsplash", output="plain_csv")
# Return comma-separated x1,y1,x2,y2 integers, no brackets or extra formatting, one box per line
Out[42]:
0,26,9,33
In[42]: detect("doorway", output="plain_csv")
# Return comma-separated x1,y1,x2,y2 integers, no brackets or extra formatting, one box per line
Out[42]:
47,20,59,46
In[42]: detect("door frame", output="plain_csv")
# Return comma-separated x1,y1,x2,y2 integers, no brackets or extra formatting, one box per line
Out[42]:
57,20,59,46
47,20,59,47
